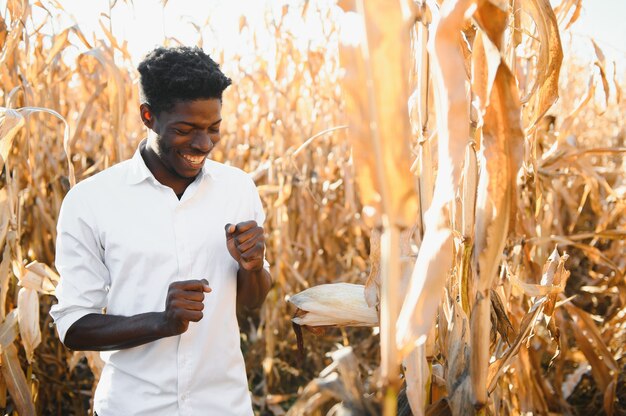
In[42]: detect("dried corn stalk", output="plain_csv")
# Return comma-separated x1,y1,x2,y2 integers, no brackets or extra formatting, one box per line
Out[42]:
397,0,472,370
337,1,419,414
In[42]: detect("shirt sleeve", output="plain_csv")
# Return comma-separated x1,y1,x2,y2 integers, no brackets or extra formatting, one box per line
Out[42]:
50,185,111,344
249,177,270,273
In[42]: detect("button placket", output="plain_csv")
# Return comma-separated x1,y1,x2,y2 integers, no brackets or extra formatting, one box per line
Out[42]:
174,204,186,411
175,203,195,412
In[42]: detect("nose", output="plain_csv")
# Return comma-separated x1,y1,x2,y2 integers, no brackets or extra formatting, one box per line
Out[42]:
191,131,215,153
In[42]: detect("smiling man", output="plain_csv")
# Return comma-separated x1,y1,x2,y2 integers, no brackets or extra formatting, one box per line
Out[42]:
50,46,272,415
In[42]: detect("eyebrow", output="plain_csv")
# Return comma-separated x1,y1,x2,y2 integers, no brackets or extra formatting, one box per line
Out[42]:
172,119,222,128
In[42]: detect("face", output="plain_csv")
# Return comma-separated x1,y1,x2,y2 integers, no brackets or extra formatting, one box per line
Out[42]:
142,98,222,181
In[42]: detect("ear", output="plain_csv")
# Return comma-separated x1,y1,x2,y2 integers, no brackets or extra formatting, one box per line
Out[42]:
140,103,155,129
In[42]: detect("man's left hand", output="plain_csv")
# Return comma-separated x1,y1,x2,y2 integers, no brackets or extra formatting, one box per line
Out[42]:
225,221,265,271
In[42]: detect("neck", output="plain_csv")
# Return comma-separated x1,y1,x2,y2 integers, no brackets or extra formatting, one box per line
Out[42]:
140,140,194,196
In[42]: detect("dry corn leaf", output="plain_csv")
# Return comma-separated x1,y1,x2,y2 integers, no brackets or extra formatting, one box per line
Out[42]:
5,107,72,186
17,287,41,363
398,0,474,366
0,0,30,66
471,27,524,406
567,309,614,392
487,297,546,391
43,26,70,66
396,225,454,354
556,75,594,138
69,81,107,150
0,108,26,173
66,351,83,373
0,190,9,251
287,346,375,415
563,301,619,373
490,289,516,345
555,0,583,29
508,268,568,297
337,0,418,229
521,0,563,127
79,49,127,166
425,398,452,416
69,24,93,49
364,227,381,308
512,0,523,47
429,0,473,210
0,310,18,348
461,142,477,238
0,344,36,415
540,247,570,317
408,5,431,141
337,8,382,225
459,143,478,314
473,0,508,49
473,32,524,293
445,303,472,414
0,370,6,409
529,235,622,277
0,244,11,322
604,377,617,416
470,289,491,405
85,351,105,381
0,13,7,51
591,39,611,110
403,343,429,416
417,136,435,238
613,61,622,104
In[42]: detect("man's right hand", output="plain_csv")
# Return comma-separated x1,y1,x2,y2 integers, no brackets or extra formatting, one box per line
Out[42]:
62,279,212,351
162,279,212,336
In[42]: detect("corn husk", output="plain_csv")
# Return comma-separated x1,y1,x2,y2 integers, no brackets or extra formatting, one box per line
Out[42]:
21,261,59,295
289,283,378,327
17,286,41,363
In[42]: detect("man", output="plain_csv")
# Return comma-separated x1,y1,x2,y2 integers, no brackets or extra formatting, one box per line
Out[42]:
50,46,272,415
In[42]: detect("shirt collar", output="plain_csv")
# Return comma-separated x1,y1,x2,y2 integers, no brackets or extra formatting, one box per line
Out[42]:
126,139,217,185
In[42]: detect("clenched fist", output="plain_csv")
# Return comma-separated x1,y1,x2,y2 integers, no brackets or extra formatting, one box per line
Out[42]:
162,279,211,336
225,221,266,272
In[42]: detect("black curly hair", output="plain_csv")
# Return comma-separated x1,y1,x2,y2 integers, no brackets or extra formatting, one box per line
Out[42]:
137,46,232,115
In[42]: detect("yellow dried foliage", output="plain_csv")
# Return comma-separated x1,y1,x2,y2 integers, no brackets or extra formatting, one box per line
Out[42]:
0,0,624,415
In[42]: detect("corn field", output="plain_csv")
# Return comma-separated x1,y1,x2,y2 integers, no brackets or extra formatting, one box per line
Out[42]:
0,0,625,415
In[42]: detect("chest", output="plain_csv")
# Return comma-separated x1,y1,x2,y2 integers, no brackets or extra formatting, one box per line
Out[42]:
98,180,250,258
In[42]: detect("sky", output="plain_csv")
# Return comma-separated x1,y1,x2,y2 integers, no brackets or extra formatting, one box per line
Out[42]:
11,0,626,71
44,0,317,64
563,0,626,66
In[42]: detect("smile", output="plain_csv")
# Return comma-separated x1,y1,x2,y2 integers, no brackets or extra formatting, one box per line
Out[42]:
179,152,207,167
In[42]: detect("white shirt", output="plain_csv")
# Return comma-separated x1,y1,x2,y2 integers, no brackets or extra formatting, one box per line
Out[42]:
50,142,267,416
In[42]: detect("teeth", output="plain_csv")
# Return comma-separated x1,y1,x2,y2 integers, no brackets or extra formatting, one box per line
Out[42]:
181,154,206,165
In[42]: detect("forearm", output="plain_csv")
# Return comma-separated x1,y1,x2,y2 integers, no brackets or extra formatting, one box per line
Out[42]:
236,267,271,310
63,312,169,351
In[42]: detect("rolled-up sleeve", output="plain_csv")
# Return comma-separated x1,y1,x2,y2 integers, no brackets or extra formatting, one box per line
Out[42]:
50,186,110,344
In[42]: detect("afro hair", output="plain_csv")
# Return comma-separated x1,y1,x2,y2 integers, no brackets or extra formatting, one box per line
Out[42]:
137,46,232,115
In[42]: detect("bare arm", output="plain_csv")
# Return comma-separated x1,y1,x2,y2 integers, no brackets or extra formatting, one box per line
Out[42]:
63,279,211,351
236,267,272,310
225,222,272,310
64,312,170,351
